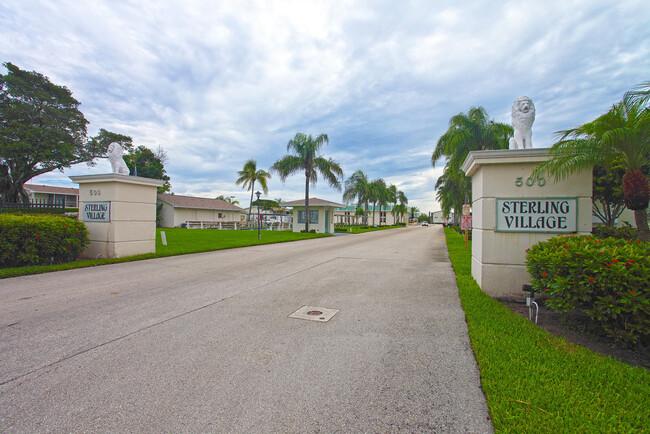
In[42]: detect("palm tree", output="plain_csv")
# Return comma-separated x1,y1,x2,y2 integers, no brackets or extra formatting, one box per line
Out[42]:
397,190,408,224
367,179,389,226
377,182,392,226
215,195,240,205
625,81,650,106
432,106,513,219
343,170,371,225
435,167,468,225
354,207,365,225
235,159,271,221
270,133,343,232
394,203,408,225
387,184,398,224
535,95,650,240
409,206,420,223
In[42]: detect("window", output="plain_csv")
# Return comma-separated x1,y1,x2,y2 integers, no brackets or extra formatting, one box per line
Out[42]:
298,209,319,224
380,211,386,223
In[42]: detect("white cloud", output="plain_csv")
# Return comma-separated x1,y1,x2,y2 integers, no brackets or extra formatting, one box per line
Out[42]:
1,0,649,213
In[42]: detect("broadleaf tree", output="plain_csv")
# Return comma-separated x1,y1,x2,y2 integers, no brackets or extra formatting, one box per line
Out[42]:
123,145,171,193
0,63,120,203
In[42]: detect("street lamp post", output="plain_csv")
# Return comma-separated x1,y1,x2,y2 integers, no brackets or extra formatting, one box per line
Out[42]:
255,191,261,240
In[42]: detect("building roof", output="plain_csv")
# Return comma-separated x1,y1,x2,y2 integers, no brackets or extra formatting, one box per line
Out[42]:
157,194,244,211
280,197,344,207
24,184,79,195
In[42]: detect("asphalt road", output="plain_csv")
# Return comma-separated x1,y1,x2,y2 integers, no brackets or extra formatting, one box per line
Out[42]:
0,225,492,433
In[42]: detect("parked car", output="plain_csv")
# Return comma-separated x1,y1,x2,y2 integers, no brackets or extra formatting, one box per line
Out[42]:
421,221,429,226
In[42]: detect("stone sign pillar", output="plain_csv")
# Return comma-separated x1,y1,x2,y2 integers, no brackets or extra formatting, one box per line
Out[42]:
460,149,592,298
70,174,163,259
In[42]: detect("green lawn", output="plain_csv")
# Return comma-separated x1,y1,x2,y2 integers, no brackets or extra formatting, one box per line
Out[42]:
444,227,649,433
0,229,329,279
155,228,328,255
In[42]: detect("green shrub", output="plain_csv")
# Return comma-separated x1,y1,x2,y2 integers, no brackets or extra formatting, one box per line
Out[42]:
526,235,649,346
0,214,89,267
592,225,637,241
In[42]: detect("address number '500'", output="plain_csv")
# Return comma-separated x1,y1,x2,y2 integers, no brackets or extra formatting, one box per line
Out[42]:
516,177,545,187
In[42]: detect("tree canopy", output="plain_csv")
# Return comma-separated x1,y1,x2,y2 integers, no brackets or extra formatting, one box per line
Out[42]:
0,62,116,203
343,170,371,225
123,145,171,193
235,159,271,221
215,195,239,205
270,133,343,231
535,90,649,240
431,106,512,221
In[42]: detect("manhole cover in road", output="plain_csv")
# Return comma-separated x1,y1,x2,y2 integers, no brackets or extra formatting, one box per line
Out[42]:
289,306,339,322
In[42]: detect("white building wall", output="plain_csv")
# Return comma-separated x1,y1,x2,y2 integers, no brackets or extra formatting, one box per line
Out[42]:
291,206,334,233
157,202,244,227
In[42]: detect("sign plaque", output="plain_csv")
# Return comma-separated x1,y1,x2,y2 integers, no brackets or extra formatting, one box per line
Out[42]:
82,201,110,222
462,204,471,216
496,198,577,233
460,215,472,230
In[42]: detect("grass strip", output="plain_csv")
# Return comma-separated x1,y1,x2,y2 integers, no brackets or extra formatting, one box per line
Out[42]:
444,227,649,433
0,229,328,279
335,224,406,234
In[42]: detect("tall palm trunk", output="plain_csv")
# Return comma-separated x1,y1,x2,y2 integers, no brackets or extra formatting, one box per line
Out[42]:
305,172,310,232
364,201,369,225
248,180,255,222
634,209,650,241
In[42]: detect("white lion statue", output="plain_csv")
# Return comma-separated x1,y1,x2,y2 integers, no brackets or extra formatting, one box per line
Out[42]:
509,96,535,149
107,142,130,175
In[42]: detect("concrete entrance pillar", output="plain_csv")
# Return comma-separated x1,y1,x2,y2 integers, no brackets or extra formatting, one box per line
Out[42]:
461,149,592,298
70,174,164,259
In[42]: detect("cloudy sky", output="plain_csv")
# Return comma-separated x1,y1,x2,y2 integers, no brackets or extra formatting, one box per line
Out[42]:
1,0,649,212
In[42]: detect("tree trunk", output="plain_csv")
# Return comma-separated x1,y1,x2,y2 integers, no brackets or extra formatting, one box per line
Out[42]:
0,178,26,204
634,208,650,242
247,180,255,222
305,173,310,232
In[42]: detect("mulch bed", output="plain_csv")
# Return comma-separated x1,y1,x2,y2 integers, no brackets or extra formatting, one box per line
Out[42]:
499,298,649,370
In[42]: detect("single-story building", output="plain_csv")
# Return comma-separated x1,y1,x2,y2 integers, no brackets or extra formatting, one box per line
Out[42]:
334,205,418,226
157,194,245,228
281,197,343,234
334,205,397,226
24,184,79,207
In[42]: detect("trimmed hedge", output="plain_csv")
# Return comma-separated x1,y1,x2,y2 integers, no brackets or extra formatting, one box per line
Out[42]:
526,235,649,346
592,225,637,240
0,214,89,267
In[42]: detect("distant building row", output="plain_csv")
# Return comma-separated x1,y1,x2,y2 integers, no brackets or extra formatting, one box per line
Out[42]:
23,184,419,232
